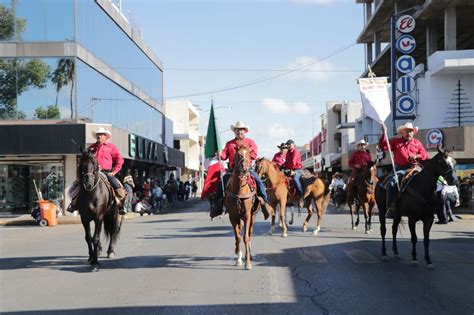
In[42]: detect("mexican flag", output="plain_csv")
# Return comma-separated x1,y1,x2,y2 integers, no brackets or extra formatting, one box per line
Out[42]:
201,104,224,199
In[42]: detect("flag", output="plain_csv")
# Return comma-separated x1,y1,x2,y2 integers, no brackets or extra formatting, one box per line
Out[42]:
358,77,391,124
201,160,225,199
204,104,222,158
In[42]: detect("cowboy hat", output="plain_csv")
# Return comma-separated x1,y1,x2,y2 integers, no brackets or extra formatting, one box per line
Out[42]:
277,142,288,149
332,172,343,178
286,139,295,145
230,121,249,132
91,127,111,139
397,122,418,135
357,139,368,146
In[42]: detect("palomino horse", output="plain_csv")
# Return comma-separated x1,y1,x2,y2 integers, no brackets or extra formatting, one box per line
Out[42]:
347,161,378,233
255,158,331,236
76,150,123,272
374,147,458,269
224,145,260,270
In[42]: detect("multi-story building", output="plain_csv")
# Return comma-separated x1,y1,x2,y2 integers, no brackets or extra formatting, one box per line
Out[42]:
356,0,474,180
164,100,201,182
0,0,184,213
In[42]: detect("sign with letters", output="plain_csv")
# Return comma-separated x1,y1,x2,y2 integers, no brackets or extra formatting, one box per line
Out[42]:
397,95,416,114
426,129,444,149
396,35,416,54
396,75,415,93
128,133,164,163
396,55,415,73
396,15,415,33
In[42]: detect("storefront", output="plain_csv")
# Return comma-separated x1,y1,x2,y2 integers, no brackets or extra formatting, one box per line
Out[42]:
0,121,184,214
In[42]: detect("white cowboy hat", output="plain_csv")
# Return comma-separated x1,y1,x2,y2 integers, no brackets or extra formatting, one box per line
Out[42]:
357,139,368,146
397,122,418,135
230,121,249,132
91,127,112,139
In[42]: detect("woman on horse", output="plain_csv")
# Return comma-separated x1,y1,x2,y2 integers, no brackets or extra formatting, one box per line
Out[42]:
68,127,127,215
272,143,288,168
379,122,428,218
346,139,372,204
219,121,269,213
282,139,304,199
329,172,346,195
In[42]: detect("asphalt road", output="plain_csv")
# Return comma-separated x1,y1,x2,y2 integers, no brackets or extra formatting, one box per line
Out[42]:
1,200,473,315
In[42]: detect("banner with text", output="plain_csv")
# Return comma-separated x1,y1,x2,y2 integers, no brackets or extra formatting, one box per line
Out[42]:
358,77,391,124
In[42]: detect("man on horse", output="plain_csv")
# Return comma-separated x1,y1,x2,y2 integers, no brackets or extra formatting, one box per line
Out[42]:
215,121,269,217
282,139,304,202
68,127,127,215
379,122,428,218
272,143,288,169
346,139,372,204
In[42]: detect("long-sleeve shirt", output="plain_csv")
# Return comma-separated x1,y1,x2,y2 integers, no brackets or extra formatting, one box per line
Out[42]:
88,141,124,173
378,135,428,167
329,178,346,190
349,150,372,169
220,138,258,169
441,185,459,200
283,148,303,170
272,152,286,168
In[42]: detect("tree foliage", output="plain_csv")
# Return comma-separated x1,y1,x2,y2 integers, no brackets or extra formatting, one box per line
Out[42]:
51,58,75,117
34,105,60,119
0,2,25,41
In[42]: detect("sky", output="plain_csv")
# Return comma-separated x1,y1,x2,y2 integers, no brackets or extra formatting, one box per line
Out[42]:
122,0,366,157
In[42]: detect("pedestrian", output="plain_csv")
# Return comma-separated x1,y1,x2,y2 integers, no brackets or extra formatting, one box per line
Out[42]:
184,180,191,200
123,170,135,213
152,182,163,213
191,180,198,198
134,196,151,216
441,180,460,223
167,173,178,208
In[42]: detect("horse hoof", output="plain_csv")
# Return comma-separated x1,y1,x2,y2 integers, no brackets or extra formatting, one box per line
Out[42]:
365,230,370,234
107,252,115,259
278,222,283,228
426,263,435,270
352,226,357,230
411,260,419,266
289,220,294,225
312,230,319,236
245,263,253,270
303,226,308,233
381,255,390,262
282,232,288,238
236,261,243,267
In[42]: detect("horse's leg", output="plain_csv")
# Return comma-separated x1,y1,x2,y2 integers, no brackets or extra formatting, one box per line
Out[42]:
249,212,257,260
91,219,103,271
105,211,122,258
423,216,435,270
313,198,324,236
289,206,294,225
280,198,288,238
408,217,418,265
355,201,360,227
303,199,313,233
229,213,242,267
349,203,356,230
81,217,93,263
363,202,370,234
244,206,253,270
368,201,374,233
379,211,388,260
392,215,401,258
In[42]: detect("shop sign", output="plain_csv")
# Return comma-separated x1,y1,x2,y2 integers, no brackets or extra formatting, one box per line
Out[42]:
396,75,415,93
396,15,416,33
129,134,162,162
397,95,416,114
396,55,415,73
426,129,444,149
396,35,416,54
129,134,136,158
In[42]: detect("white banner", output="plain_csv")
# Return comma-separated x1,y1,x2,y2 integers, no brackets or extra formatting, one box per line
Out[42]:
358,77,391,124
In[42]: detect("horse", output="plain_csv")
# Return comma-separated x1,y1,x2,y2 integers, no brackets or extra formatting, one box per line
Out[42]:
76,150,123,272
374,147,458,269
224,145,260,270
347,161,378,233
332,185,346,211
255,158,331,237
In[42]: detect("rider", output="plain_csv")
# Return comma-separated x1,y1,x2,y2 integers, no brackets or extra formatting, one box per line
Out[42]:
346,139,372,203
329,173,346,196
282,139,304,201
379,122,428,218
218,121,270,216
272,143,288,169
68,127,127,215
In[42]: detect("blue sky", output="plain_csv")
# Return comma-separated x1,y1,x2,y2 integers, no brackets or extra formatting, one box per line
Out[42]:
125,0,365,157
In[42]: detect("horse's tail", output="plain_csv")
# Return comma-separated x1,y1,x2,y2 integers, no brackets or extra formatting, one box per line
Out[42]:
323,179,330,196
104,209,124,243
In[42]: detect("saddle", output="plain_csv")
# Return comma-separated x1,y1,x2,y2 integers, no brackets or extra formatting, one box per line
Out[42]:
284,170,315,197
378,165,421,192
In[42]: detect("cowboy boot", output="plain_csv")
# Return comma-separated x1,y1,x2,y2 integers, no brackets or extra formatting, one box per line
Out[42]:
115,187,127,215
210,194,224,219
66,197,78,213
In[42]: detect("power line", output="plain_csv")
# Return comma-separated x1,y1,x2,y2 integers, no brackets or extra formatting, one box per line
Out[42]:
165,68,363,72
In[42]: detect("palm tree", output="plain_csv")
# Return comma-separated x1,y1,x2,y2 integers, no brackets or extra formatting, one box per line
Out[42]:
51,58,75,118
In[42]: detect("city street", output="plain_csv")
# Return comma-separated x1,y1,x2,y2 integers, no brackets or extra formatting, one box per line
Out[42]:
1,200,473,314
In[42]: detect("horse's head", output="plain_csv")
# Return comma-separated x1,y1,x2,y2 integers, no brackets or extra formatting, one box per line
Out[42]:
79,150,99,190
234,145,251,175
426,146,458,186
255,157,267,178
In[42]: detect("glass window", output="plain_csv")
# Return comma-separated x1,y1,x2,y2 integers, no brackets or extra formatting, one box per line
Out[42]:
76,59,163,143
0,0,74,42
76,0,163,107
0,57,75,120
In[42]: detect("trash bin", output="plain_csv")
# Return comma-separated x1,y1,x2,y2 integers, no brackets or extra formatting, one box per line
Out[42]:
37,200,58,227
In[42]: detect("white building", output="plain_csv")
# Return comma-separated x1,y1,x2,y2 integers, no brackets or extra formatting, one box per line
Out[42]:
164,100,201,181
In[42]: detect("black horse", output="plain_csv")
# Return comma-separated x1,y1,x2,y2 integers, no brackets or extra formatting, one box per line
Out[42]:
375,147,458,269
76,150,123,271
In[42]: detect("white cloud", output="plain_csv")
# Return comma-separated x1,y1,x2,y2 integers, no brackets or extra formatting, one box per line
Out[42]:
287,56,334,82
262,98,312,114
267,123,295,139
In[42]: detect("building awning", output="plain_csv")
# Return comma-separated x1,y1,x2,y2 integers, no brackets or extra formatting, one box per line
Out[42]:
429,50,474,76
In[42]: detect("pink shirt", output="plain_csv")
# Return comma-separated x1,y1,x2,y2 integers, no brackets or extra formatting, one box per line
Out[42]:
88,142,124,173
272,152,286,168
220,138,258,169
378,135,428,167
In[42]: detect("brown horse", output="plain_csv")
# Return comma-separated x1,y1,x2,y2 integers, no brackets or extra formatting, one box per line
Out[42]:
255,158,331,236
224,145,259,270
347,161,378,234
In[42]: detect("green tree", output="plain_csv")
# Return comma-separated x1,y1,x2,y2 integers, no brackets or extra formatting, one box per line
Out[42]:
51,59,75,118
0,2,25,41
34,105,60,119
0,59,51,119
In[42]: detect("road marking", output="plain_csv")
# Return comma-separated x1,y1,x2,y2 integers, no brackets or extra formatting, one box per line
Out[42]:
298,248,328,263
344,249,379,264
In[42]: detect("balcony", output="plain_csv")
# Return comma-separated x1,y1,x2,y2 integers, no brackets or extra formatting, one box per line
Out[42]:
429,49,474,76
336,122,356,130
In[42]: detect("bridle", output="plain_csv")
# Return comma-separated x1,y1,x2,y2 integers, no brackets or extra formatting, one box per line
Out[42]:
82,171,100,192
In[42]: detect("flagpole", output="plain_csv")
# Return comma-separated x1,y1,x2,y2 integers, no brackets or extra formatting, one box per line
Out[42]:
383,123,400,191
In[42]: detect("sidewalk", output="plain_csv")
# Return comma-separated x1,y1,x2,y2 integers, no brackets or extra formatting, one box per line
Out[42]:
0,198,206,226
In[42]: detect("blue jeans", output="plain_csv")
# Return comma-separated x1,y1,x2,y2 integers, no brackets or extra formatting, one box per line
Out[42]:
386,169,406,210
103,172,121,189
293,169,303,197
222,170,268,203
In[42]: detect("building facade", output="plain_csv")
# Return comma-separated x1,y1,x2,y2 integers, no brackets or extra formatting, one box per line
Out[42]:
0,0,184,213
